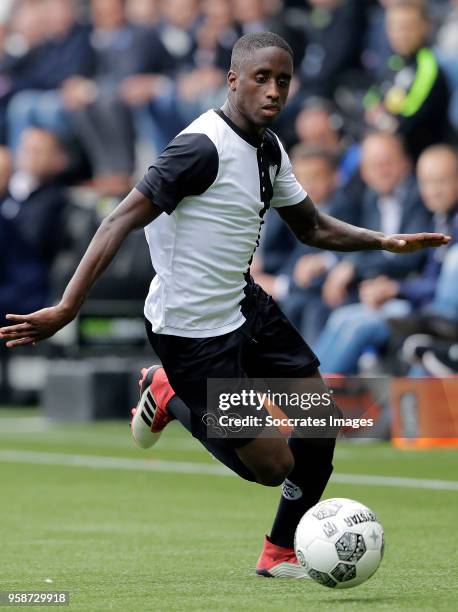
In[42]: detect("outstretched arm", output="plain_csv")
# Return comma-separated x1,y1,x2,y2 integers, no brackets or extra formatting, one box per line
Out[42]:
0,188,162,348
278,196,451,253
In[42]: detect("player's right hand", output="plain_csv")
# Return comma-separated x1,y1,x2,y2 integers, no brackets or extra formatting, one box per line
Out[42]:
0,305,74,348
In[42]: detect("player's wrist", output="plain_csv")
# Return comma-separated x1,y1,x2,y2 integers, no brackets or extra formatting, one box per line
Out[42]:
56,300,79,322
374,232,387,250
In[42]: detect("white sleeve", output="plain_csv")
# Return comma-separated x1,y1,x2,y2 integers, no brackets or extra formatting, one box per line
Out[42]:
270,138,307,208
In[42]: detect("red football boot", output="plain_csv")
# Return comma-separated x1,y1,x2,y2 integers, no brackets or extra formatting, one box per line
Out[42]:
130,365,175,449
256,535,308,578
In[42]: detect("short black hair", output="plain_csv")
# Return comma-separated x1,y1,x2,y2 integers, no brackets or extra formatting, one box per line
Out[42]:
230,32,293,72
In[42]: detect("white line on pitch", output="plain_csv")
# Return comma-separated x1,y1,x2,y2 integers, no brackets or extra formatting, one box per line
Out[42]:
0,449,230,476
0,449,457,491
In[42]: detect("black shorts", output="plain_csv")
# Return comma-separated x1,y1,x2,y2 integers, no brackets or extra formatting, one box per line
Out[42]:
145,282,320,448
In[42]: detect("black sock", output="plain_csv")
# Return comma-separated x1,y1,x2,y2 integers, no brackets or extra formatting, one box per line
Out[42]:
167,395,256,482
269,437,336,548
167,395,192,432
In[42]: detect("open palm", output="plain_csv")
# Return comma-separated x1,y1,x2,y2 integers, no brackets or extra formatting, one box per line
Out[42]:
382,233,451,254
0,305,73,348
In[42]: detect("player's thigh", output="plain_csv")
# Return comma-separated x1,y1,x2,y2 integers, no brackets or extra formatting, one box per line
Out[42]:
145,323,247,426
235,436,294,487
245,291,319,379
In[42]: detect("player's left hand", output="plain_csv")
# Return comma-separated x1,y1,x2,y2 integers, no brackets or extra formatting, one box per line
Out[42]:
381,233,451,254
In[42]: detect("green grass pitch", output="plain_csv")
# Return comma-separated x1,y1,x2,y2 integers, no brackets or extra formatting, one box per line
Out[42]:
0,408,457,611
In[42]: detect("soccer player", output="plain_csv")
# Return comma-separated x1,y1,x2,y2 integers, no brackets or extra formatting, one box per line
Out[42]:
0,33,450,578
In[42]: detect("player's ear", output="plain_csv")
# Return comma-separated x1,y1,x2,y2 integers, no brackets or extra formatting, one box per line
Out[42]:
227,70,237,91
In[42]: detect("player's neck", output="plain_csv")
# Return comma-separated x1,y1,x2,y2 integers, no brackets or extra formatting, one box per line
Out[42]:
221,100,265,140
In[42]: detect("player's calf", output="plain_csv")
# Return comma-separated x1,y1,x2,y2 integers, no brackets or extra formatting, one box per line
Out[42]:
236,437,294,487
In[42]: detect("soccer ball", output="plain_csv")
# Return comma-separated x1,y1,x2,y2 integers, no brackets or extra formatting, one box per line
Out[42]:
294,498,384,589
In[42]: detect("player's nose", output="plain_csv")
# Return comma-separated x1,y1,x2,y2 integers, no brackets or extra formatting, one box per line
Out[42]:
265,82,280,101
266,90,280,102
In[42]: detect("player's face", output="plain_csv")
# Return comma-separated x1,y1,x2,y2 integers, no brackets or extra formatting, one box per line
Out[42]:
229,46,293,127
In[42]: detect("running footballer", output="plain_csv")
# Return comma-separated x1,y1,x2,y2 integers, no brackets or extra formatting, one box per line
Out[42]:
0,33,450,578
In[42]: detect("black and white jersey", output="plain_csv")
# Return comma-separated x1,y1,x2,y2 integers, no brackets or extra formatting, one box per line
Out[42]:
136,108,306,338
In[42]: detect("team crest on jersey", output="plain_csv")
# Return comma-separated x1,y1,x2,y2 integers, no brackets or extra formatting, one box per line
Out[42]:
269,165,278,183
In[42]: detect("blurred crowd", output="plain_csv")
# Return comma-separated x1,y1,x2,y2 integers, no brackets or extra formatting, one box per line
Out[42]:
0,0,458,378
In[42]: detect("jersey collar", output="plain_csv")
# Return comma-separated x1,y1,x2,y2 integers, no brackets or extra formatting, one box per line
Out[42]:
214,108,264,148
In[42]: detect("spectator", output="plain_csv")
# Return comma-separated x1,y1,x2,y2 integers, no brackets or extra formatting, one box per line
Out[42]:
0,144,12,402
233,0,306,66
149,0,307,148
295,99,342,151
367,145,458,321
254,145,354,343
284,145,356,342
262,0,307,70
0,128,68,325
169,0,237,128
62,0,174,195
315,134,446,375
274,0,366,147
125,0,159,27
254,145,340,289
297,0,365,98
194,0,238,70
233,0,268,34
361,0,394,79
0,1,47,60
118,0,202,156
0,0,14,27
435,0,458,130
294,97,360,184
320,131,431,314
364,0,453,160
0,146,12,196
0,0,49,142
436,0,458,54
155,0,199,72
316,144,458,375
6,0,93,151
150,0,307,150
